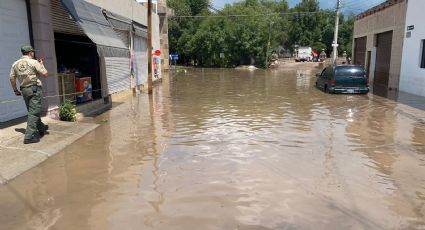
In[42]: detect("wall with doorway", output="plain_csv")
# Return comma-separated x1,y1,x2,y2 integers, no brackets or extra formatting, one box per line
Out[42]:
86,0,162,82
399,0,425,97
353,0,407,91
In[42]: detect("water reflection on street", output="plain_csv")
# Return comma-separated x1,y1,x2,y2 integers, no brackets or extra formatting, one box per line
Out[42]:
0,68,425,230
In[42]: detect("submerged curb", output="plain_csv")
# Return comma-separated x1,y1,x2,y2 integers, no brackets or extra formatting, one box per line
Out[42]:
0,118,99,185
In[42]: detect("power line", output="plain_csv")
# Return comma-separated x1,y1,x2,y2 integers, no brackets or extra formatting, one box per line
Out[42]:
169,11,336,18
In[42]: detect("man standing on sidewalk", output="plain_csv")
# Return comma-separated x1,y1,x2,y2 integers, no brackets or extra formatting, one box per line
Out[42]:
9,45,49,144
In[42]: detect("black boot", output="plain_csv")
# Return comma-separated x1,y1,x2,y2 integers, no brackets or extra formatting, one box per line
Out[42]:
24,135,40,144
40,125,49,136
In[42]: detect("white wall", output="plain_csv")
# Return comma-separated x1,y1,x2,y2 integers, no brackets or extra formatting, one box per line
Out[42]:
0,0,31,122
400,0,425,97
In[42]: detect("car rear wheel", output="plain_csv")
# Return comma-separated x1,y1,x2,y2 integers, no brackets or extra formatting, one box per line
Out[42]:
324,85,332,94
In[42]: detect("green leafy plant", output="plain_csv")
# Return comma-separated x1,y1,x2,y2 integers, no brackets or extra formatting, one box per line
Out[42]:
59,100,76,122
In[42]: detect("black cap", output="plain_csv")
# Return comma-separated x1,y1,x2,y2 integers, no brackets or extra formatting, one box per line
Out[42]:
21,45,35,54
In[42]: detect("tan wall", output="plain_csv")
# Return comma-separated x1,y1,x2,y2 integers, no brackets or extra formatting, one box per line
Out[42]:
30,0,59,115
353,0,407,90
158,0,171,70
85,0,147,26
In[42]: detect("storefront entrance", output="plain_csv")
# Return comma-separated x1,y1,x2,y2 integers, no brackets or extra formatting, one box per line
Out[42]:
54,33,102,103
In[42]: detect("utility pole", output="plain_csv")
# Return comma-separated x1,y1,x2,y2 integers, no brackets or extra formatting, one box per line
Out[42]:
147,0,153,94
332,0,341,64
265,21,274,68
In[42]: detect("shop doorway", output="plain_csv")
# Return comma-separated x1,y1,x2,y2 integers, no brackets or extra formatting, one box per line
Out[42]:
54,33,102,102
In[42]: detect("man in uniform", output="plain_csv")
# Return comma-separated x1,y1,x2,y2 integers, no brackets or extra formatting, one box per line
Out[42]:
9,45,49,144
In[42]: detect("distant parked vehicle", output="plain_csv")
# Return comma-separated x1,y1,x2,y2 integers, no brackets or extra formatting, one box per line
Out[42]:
315,65,370,94
296,47,313,62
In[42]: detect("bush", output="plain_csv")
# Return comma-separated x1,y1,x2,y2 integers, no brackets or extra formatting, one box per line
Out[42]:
59,100,76,122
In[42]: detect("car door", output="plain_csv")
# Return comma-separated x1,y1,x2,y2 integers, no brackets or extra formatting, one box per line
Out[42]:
323,67,332,88
317,68,327,89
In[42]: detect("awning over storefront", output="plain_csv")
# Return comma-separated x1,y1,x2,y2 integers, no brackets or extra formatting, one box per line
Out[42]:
60,0,129,57
103,10,132,31
103,10,148,39
133,23,148,38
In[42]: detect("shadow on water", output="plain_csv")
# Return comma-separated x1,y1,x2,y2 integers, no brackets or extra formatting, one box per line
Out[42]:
373,85,425,111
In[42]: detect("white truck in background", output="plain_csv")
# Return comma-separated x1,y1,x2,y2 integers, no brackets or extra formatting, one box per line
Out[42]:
296,46,313,62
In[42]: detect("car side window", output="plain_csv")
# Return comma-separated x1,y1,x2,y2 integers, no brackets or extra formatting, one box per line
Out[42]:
325,68,332,79
329,68,334,79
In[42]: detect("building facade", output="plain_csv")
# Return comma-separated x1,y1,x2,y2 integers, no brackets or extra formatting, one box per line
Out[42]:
399,0,425,97
0,0,169,123
353,0,407,93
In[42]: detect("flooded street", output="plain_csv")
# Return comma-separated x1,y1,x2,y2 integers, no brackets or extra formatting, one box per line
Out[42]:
1,68,425,230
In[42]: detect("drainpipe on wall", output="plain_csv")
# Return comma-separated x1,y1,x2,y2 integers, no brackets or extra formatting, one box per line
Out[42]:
25,0,34,47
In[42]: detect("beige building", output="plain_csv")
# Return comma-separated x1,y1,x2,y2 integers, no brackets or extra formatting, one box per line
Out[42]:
157,0,173,70
353,0,407,92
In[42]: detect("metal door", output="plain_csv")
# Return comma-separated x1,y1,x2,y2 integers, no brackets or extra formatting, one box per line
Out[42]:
366,51,371,77
105,57,130,94
0,0,31,122
51,0,84,35
354,37,367,66
133,35,148,87
374,31,393,90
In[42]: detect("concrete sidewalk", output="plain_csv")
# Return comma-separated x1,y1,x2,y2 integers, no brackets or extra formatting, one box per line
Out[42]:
0,117,98,184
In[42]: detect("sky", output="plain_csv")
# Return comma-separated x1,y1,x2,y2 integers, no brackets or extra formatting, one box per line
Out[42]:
211,0,388,14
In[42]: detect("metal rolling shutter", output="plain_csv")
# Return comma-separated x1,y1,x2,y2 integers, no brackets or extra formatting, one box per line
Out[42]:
51,0,84,35
105,57,130,94
0,0,31,122
134,35,148,86
354,37,367,66
374,31,393,90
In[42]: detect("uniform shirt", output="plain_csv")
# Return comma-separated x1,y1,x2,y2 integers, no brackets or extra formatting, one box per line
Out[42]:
9,55,47,87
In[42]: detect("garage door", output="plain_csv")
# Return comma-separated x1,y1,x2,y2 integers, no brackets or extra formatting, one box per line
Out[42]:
354,37,367,67
0,0,31,122
374,31,393,90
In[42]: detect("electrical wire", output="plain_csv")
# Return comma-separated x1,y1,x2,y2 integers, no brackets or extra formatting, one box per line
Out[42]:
169,11,336,18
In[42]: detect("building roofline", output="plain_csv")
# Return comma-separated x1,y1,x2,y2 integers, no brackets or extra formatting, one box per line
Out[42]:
355,0,405,20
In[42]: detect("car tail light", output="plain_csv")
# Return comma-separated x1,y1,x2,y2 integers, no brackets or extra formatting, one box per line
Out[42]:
330,79,336,86
367,79,370,86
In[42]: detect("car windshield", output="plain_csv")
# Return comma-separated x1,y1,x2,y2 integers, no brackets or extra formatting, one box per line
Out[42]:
335,67,366,77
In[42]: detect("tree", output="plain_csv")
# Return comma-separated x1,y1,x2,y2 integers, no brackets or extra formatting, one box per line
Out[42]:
167,0,354,67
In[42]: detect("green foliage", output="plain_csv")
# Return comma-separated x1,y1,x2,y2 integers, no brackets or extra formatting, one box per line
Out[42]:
59,100,76,122
167,0,354,68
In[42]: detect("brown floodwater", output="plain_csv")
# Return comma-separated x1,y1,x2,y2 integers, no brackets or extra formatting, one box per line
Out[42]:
1,68,425,230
